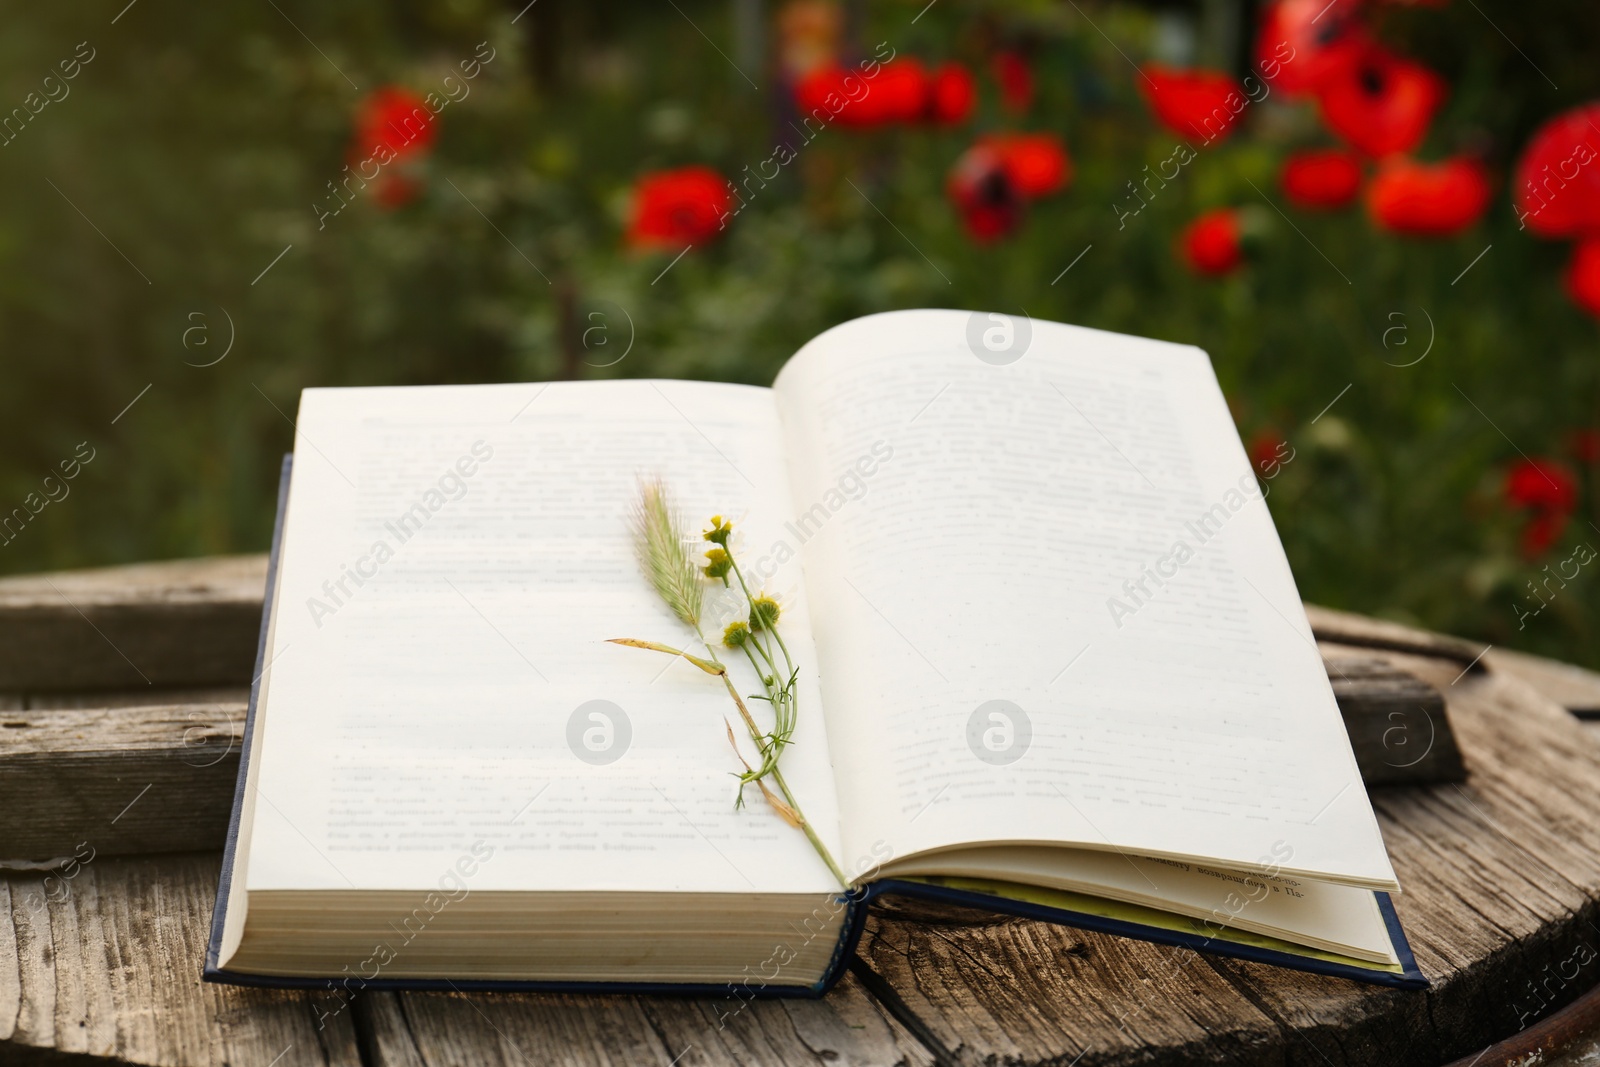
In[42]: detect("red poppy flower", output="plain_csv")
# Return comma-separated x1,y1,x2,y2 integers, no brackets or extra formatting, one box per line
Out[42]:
799,58,928,127
1506,458,1579,513
1248,431,1286,472
993,52,1034,114
353,87,437,161
1521,510,1569,558
1180,209,1244,275
1317,44,1445,158
869,57,930,124
1255,0,1368,98
794,64,868,124
983,133,1072,198
1512,103,1600,239
847,58,928,126
1566,237,1600,317
948,144,1023,243
1281,149,1364,210
626,167,735,249
1505,457,1579,557
794,64,853,121
1366,157,1489,237
1139,65,1244,145
928,62,977,125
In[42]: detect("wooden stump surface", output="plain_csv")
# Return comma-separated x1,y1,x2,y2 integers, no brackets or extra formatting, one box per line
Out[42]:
6,554,1600,1066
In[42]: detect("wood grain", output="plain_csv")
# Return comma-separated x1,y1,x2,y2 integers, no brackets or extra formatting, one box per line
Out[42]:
0,701,244,863
0,556,267,692
855,905,1284,1067
1324,654,1467,785
0,849,930,1067
1305,602,1489,667
1490,647,1600,716
357,980,936,1067
0,852,361,1066
23,688,249,711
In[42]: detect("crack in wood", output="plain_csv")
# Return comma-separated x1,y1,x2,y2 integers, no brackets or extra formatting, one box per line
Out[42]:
847,956,960,1067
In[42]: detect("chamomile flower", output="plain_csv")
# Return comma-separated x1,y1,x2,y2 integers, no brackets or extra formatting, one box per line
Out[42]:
703,547,732,581
750,594,782,631
703,515,732,546
700,511,748,558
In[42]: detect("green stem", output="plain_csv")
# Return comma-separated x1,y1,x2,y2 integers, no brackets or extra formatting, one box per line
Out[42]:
726,550,795,677
739,644,776,708
770,765,849,887
694,541,837,885
749,628,781,679
722,547,796,763
701,627,843,888
765,617,796,676
726,547,759,609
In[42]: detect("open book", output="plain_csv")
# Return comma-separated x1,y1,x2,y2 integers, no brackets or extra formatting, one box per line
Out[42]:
206,310,1424,996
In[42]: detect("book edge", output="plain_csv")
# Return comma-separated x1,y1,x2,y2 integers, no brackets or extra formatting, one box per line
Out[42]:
860,879,1428,990
202,889,864,998
204,453,293,978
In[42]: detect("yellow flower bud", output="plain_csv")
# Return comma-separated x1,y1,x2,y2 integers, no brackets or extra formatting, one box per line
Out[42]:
750,595,781,631
703,547,732,580
704,515,733,546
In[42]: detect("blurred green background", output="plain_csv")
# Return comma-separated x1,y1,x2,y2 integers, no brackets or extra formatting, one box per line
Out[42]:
1,0,1597,665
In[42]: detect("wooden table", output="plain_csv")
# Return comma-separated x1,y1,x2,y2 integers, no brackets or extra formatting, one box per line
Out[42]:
4,556,1600,1067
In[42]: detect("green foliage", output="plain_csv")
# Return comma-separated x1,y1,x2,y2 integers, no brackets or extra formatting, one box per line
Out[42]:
0,0,1597,666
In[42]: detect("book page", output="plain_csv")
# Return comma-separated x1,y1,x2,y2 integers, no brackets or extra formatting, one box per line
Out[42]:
773,310,1397,891
245,380,843,897
884,846,1398,963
